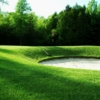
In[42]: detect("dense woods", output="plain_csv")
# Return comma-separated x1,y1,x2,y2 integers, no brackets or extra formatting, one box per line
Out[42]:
0,0,100,46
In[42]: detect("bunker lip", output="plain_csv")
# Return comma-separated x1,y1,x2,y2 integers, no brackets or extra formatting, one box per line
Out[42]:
38,56,100,63
39,57,100,70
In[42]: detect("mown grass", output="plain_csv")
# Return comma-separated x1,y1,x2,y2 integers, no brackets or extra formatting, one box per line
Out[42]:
0,46,100,100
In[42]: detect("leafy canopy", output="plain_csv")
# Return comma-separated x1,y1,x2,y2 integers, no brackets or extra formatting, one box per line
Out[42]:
0,0,8,4
15,0,32,14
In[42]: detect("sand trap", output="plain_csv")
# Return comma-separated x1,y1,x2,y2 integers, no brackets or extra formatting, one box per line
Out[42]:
40,58,100,70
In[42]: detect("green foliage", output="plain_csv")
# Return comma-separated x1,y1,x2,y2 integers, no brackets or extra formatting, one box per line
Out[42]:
0,0,100,45
86,0,97,14
0,0,8,4
46,12,58,45
34,17,47,45
15,0,31,14
0,0,8,13
14,0,33,45
51,29,57,33
97,4,100,13
46,12,58,33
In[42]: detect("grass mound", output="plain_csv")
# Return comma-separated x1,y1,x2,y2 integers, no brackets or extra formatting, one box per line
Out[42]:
0,46,100,100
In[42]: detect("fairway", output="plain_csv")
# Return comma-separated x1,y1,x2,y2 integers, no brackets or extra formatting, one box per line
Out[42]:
0,46,100,100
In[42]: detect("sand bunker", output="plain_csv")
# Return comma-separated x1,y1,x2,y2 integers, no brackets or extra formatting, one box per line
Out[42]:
40,58,100,70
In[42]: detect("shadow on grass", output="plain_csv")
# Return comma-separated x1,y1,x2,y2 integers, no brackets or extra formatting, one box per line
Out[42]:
18,46,83,64
43,46,100,59
0,58,100,100
20,47,47,61
0,48,16,54
42,46,86,57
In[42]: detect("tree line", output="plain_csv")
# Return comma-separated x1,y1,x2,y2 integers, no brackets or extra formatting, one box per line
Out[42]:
0,0,100,46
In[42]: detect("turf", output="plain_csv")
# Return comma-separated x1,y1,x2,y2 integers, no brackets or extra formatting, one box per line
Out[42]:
0,46,100,100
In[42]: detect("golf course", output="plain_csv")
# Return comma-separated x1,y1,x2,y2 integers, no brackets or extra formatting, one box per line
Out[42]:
0,46,100,100
0,0,100,99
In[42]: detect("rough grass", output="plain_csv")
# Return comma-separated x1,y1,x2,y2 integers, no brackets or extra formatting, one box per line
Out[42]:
0,46,100,100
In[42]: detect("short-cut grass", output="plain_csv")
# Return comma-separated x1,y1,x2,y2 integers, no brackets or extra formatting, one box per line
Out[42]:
0,46,100,100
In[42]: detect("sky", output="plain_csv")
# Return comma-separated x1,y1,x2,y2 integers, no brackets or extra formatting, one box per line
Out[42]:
1,0,100,18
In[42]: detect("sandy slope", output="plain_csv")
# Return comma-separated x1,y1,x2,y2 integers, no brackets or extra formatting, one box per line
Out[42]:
40,58,100,70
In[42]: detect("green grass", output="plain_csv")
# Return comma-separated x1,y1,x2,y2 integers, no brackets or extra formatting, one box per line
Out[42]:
0,46,100,100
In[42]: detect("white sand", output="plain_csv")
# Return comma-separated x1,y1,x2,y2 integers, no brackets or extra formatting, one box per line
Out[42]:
40,58,100,70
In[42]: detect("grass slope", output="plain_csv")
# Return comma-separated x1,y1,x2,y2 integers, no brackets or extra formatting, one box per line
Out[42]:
0,46,100,100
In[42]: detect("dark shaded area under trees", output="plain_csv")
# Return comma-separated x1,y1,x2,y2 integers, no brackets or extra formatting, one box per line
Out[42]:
0,0,100,46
